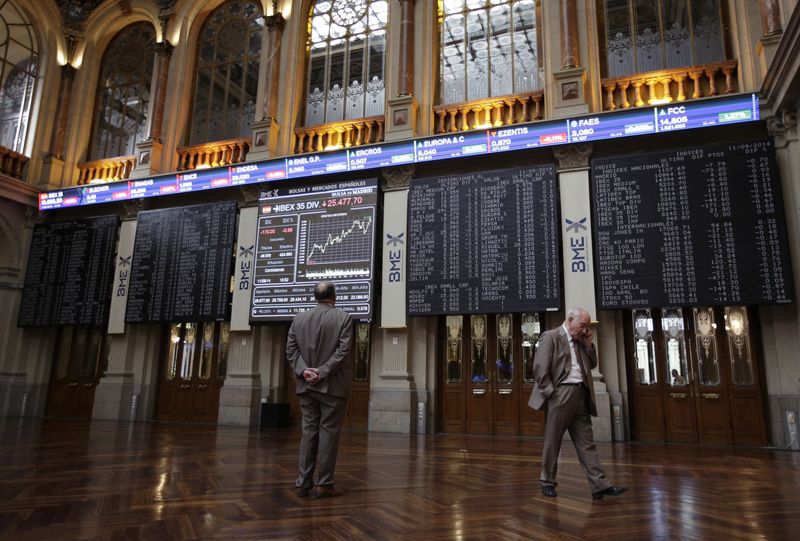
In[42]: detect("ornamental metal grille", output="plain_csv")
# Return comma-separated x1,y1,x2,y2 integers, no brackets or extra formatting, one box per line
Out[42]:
0,0,38,155
599,0,727,78
188,0,263,145
304,0,387,126
440,0,542,105
90,22,155,160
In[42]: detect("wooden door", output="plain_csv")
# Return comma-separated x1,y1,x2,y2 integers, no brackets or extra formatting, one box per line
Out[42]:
345,322,371,430
628,306,767,446
519,313,545,436
660,308,699,443
156,321,228,423
441,313,544,436
627,309,667,441
46,327,107,418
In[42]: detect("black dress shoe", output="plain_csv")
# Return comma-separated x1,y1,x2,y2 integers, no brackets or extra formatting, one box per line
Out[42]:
592,485,628,500
541,486,557,498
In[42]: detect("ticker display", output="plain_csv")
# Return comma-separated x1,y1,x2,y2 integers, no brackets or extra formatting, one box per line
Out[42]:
125,201,237,323
18,215,119,327
592,140,794,309
250,179,378,321
39,94,760,211
407,165,561,315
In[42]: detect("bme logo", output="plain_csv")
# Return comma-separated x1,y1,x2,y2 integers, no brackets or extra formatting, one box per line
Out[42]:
386,233,404,282
565,217,588,273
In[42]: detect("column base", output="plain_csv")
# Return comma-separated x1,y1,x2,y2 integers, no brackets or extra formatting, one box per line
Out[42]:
757,33,782,78
248,119,280,161
367,389,420,433
129,139,164,179
384,95,419,142
92,374,138,421
218,374,262,426
38,155,65,190
553,67,590,117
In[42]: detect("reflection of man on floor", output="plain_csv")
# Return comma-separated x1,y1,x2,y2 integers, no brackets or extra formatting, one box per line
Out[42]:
529,307,628,500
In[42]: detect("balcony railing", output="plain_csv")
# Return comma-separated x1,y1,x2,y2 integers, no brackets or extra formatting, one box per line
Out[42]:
76,155,136,185
433,90,545,134
0,145,29,181
601,60,738,111
176,138,250,171
294,115,385,154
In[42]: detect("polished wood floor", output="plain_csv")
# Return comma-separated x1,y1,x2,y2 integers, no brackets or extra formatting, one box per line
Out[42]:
0,419,798,540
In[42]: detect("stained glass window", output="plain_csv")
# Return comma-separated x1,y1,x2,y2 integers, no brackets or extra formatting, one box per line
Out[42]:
304,0,387,126
599,0,727,78
89,22,155,160
440,0,542,105
188,0,263,145
0,0,38,154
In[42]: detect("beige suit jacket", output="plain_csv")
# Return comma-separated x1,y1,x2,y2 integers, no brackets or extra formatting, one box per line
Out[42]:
527,326,598,416
286,303,353,399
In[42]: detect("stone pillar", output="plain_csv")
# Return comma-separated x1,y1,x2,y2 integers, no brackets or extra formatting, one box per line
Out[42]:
40,64,77,189
218,329,263,426
131,41,174,179
249,12,286,161
560,0,579,70
368,169,416,433
553,144,614,442
756,0,783,74
762,109,800,447
397,0,415,96
553,0,587,116
759,0,782,36
385,0,418,141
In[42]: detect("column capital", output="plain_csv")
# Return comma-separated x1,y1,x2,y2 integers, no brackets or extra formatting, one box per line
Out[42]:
60,63,77,80
553,143,593,171
265,13,286,33
381,164,415,190
155,40,174,57
766,109,798,148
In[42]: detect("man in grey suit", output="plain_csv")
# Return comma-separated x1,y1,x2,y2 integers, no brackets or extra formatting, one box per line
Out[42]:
286,281,353,499
529,307,627,500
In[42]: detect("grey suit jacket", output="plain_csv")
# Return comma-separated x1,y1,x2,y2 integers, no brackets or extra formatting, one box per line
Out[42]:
527,326,598,416
286,303,353,399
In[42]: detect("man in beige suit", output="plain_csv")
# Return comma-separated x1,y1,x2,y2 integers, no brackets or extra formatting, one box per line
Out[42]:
529,307,627,500
286,281,353,499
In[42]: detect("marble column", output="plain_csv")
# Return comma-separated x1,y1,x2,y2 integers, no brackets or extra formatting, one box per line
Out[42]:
397,0,415,96
560,0,579,70
249,12,286,160
131,41,173,178
759,0,782,36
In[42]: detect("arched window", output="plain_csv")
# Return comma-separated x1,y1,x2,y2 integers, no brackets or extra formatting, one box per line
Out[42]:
304,0,387,126
89,22,155,160
440,0,541,105
598,0,728,78
188,0,262,145
0,0,38,154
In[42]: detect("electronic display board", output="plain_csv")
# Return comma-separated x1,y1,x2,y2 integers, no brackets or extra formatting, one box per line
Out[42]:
125,201,237,323
407,165,561,315
18,215,119,327
250,179,378,321
592,140,794,308
39,93,760,211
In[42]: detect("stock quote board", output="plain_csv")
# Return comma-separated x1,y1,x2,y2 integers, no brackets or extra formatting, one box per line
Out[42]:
250,179,378,321
592,140,794,309
407,165,561,315
125,201,237,323
39,94,760,211
18,215,118,326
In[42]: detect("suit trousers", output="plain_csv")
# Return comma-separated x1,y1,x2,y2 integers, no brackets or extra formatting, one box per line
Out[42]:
296,390,347,489
540,384,611,494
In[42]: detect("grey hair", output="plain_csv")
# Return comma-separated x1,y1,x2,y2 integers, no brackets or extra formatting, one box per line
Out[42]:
566,307,588,320
314,281,336,301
